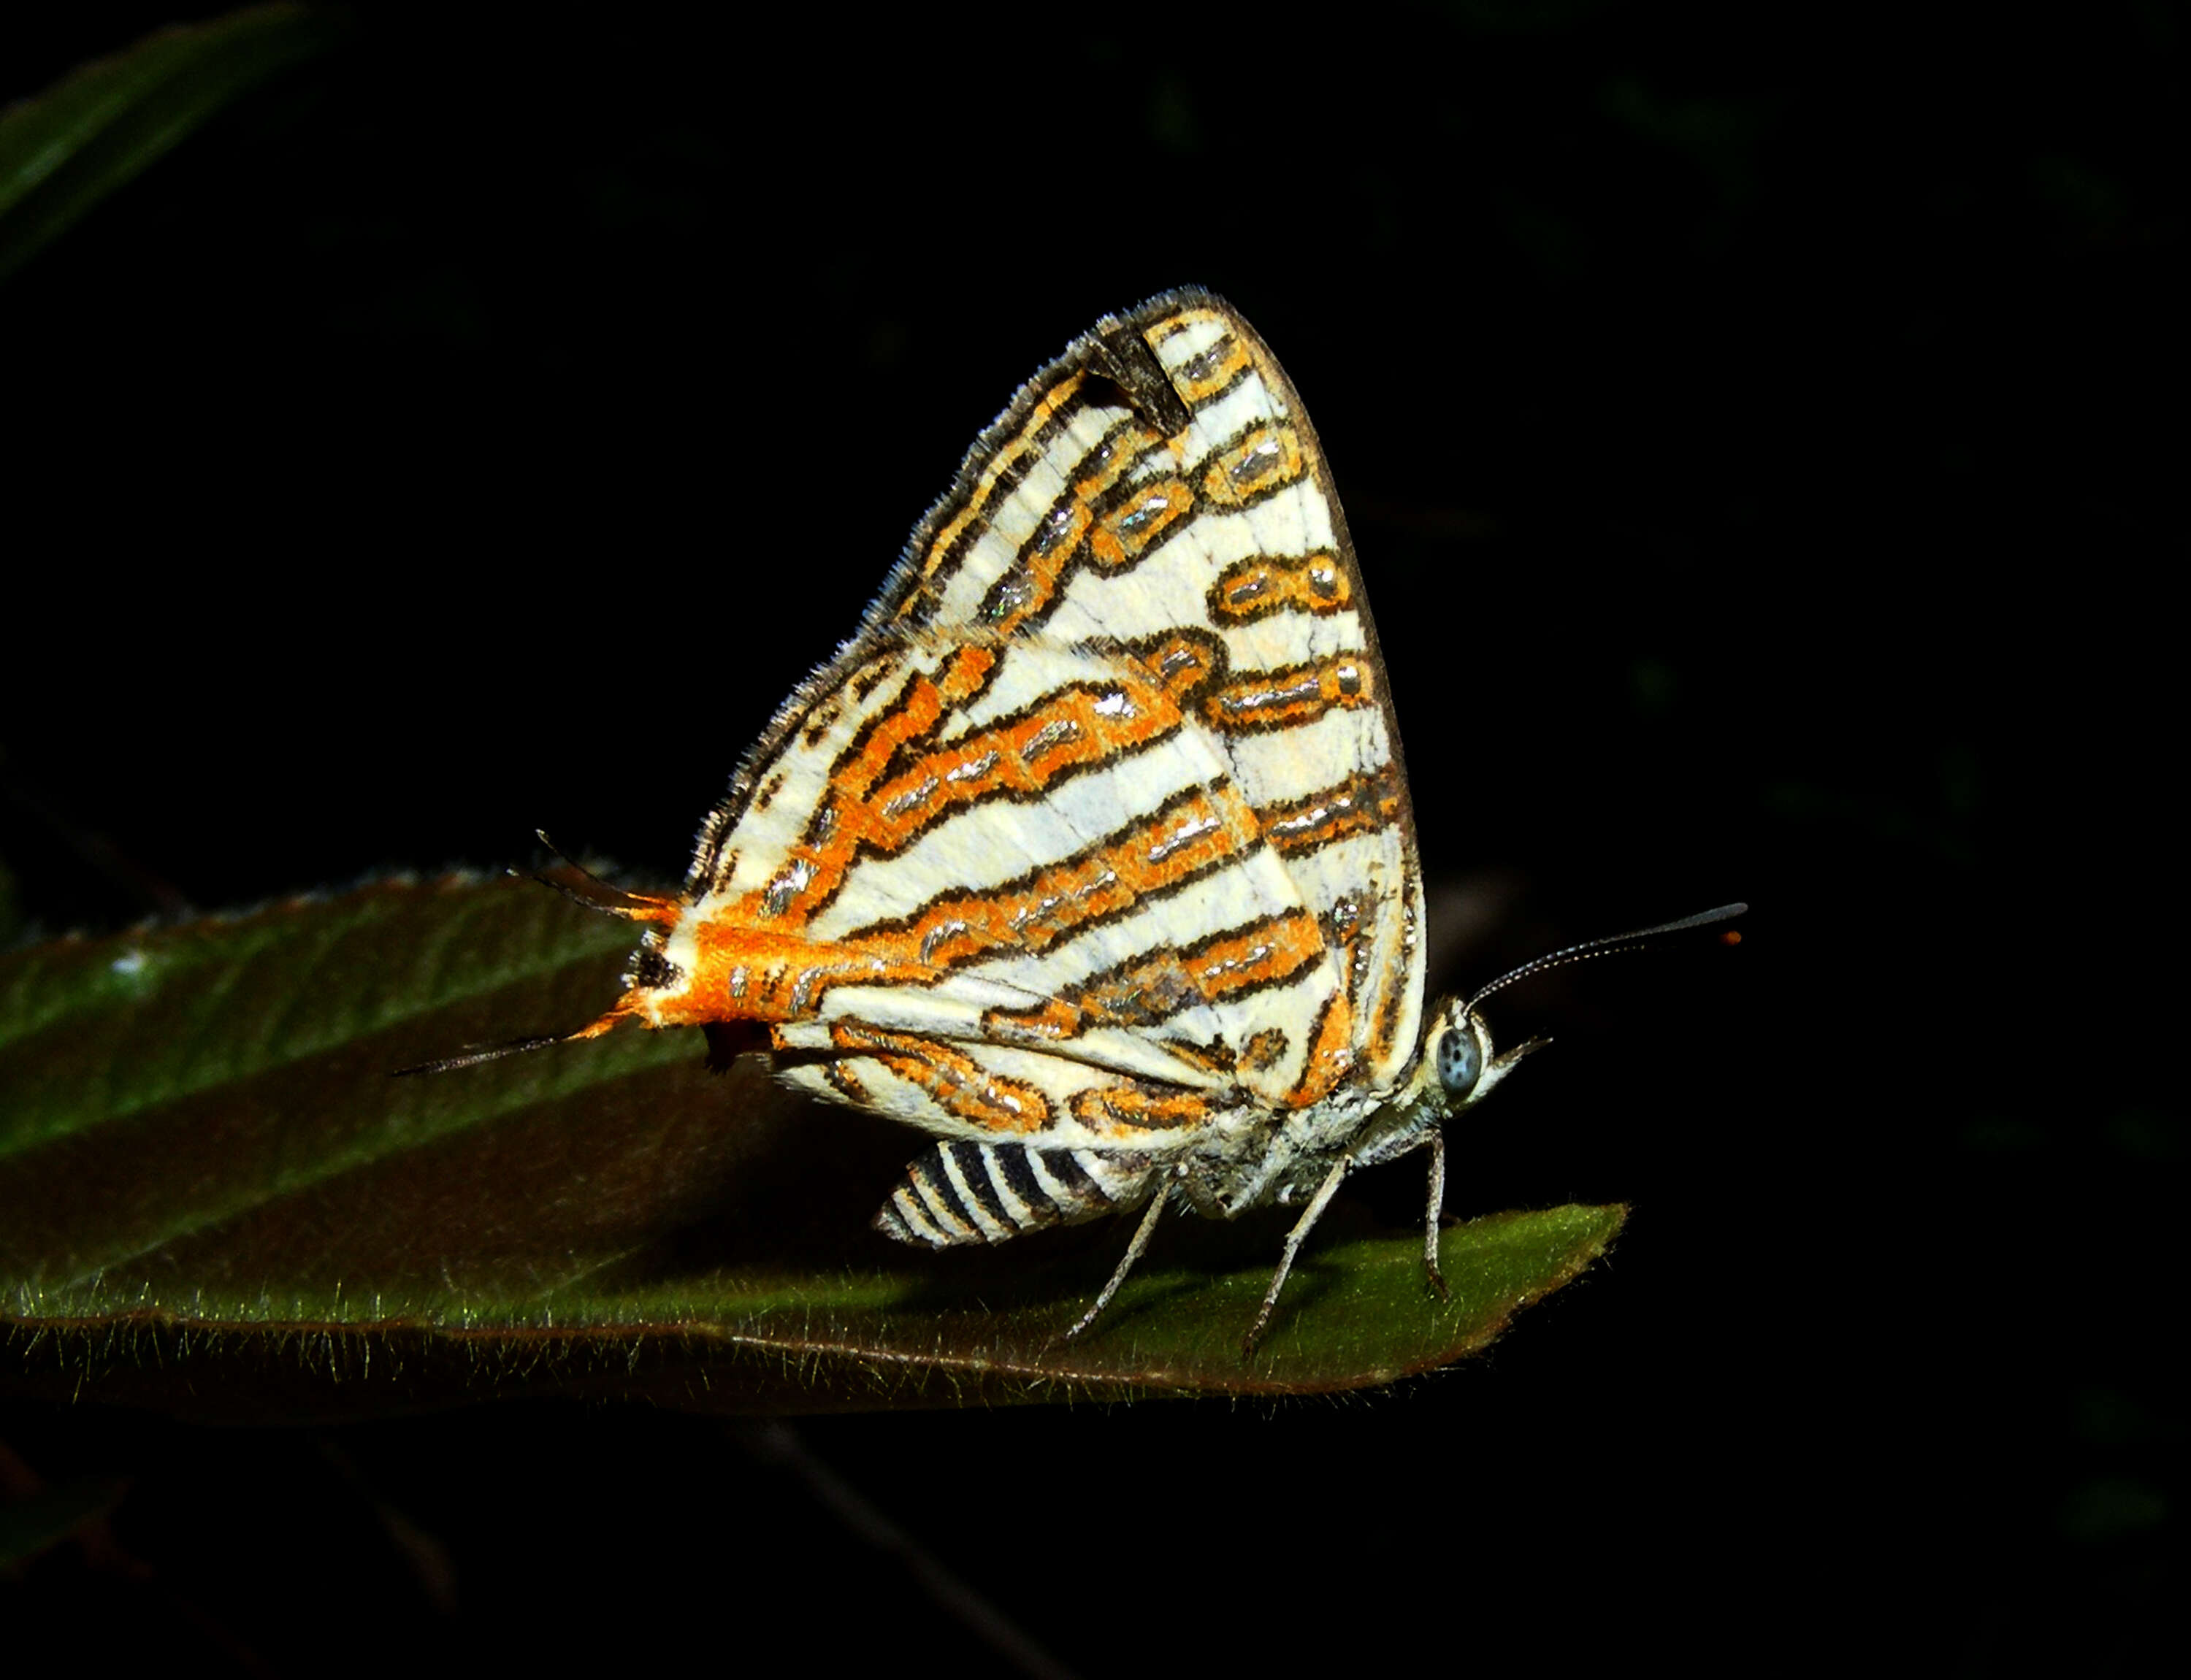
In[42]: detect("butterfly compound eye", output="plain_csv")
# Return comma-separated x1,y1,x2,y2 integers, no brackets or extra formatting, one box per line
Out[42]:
1436,1012,1483,1099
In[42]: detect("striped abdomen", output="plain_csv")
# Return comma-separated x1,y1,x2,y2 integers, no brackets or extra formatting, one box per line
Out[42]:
875,1141,1155,1248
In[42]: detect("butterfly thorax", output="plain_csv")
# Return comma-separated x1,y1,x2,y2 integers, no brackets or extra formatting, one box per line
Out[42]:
1170,1081,1393,1217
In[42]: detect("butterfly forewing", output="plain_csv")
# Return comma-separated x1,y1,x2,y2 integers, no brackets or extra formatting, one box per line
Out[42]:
655,290,1424,1157
884,294,1428,1095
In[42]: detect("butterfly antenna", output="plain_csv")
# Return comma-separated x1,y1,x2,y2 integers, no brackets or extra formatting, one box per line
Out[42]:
1464,902,1747,1014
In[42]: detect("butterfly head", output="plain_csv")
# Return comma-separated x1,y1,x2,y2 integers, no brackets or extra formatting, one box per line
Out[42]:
1410,1000,1545,1119
1393,902,1750,1126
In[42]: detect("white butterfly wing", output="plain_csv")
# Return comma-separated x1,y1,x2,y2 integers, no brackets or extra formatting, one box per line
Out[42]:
675,291,1426,1139
881,292,1427,1094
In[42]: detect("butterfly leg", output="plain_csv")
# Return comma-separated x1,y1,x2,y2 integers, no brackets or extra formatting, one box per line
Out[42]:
1060,1189,1167,1343
1244,1156,1353,1354
1421,1127,1450,1302
1342,1125,1452,1300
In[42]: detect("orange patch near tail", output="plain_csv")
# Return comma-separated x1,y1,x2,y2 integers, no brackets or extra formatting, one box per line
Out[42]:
641,920,953,1029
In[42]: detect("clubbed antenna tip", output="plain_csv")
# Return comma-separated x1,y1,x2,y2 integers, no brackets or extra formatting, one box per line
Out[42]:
1465,902,1747,1014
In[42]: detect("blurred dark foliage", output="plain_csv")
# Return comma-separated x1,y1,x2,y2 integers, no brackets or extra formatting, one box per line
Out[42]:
1,4,2178,1674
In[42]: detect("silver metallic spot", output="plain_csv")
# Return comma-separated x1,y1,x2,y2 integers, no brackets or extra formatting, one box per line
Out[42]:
1021,718,1083,762
762,856,814,917
1225,573,1270,606
984,572,1035,621
1222,673,1320,715
1033,505,1077,555
1116,491,1173,534
1147,812,1219,862
919,919,970,965
1180,338,1234,383
882,775,940,823
1231,437,1285,486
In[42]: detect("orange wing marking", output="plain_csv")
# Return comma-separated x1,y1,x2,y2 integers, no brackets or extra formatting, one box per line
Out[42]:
980,418,1175,632
1288,990,1358,1108
1149,314,1253,404
741,646,1188,932
1088,480,1193,571
829,1021,1055,1134
854,783,1261,972
1068,1082,1217,1135
983,908,1326,1044
603,651,1204,1035
1204,654,1376,734
1201,424,1306,507
1256,766,1403,857
787,666,1185,917
1207,553,1352,624
901,369,1092,613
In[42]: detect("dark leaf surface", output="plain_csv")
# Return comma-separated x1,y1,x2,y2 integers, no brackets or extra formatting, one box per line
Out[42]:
0,4,343,283
1,875,1623,1414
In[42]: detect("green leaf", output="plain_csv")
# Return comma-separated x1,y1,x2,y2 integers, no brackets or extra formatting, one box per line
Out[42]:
0,4,347,283
0,875,1624,1415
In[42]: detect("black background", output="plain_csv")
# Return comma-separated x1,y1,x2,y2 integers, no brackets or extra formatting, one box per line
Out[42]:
1,4,2179,1673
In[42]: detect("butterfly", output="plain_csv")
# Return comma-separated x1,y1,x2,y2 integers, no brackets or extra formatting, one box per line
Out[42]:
439,289,1741,1349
